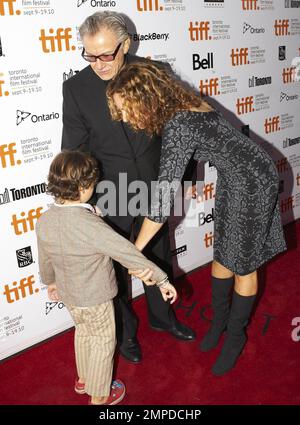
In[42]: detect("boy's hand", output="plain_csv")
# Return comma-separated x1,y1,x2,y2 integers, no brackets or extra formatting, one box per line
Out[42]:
47,283,59,302
94,205,103,216
128,268,157,285
159,282,177,304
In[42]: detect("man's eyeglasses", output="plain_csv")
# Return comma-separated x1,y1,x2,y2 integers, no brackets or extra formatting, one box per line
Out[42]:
81,43,122,63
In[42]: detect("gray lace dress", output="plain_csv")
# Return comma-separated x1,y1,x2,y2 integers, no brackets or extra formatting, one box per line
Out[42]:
148,109,287,275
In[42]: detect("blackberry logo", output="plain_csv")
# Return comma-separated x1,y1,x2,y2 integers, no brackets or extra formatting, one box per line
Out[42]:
46,302,65,315
16,246,33,268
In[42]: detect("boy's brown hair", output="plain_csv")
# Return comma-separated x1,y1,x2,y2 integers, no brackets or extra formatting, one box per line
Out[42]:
47,150,99,202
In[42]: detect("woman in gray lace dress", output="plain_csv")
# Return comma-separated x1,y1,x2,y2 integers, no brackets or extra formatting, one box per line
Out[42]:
106,62,287,376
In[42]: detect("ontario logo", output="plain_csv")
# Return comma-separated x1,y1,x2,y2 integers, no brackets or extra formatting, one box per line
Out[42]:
77,0,117,6
243,22,265,34
16,110,60,125
46,301,65,315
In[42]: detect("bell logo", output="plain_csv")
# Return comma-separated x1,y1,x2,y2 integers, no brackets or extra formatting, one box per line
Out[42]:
39,28,76,53
189,21,211,41
11,207,43,235
0,0,21,16
274,20,290,36
264,116,280,134
231,48,249,66
2,275,38,304
137,0,164,11
236,96,254,115
0,77,9,97
199,78,220,96
0,143,21,168
282,67,296,83
241,0,258,10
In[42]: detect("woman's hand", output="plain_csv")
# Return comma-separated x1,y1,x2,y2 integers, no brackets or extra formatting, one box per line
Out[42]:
159,282,177,304
47,283,59,302
185,184,203,203
128,268,157,285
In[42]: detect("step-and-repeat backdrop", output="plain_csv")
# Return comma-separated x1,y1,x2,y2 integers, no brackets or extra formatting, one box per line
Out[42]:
1,0,300,360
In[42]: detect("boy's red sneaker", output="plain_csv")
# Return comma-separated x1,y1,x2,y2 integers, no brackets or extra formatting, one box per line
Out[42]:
88,380,126,405
74,379,86,394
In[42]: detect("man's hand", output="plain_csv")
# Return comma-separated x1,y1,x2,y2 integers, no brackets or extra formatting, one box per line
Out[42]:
128,268,157,285
159,282,177,304
47,283,59,302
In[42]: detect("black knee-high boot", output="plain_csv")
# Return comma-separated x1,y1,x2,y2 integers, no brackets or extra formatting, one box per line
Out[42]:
199,276,234,352
211,290,256,376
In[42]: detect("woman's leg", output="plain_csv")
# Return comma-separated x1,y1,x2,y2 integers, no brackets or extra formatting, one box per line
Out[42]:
212,270,257,376
199,261,234,352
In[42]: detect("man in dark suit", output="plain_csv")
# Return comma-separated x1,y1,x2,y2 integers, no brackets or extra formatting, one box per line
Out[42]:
61,11,195,363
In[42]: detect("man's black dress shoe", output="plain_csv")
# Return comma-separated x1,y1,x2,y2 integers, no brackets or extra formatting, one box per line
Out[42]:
150,321,196,341
119,337,142,363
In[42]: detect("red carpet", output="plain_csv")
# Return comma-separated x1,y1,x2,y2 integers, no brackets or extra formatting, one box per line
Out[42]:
1,221,299,405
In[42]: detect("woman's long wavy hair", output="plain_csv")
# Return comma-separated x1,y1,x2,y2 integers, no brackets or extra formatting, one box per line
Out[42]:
107,62,205,135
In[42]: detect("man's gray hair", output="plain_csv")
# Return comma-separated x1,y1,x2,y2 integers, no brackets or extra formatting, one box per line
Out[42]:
79,11,129,42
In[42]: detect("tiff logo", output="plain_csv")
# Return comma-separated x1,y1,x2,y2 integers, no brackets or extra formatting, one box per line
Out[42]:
0,0,21,15
276,158,288,173
236,96,254,115
241,0,258,10
137,0,164,11
264,116,280,134
0,143,21,168
189,21,211,41
2,275,38,304
274,19,290,36
199,78,219,96
280,196,294,213
0,76,9,97
264,115,280,134
16,246,33,268
282,67,296,83
0,188,10,205
11,207,43,235
204,232,214,248
39,28,76,53
231,48,249,66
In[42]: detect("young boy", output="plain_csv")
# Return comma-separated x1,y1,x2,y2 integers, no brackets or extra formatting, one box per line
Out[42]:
35,150,176,405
